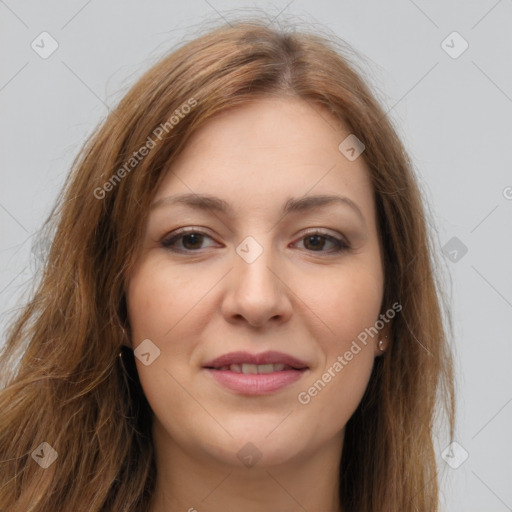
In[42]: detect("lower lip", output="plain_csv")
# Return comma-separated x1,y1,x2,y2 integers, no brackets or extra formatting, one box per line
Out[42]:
204,368,307,395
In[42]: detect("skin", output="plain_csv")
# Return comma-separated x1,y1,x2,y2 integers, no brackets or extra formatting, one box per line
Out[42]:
125,96,388,512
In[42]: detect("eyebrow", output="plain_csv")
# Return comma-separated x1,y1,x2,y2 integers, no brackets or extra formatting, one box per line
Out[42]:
150,193,365,223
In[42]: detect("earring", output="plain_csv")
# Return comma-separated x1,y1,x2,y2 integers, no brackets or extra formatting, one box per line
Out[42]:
117,349,125,370
378,339,385,352
117,347,130,377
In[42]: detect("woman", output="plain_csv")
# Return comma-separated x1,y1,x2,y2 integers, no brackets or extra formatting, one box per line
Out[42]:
0,17,455,511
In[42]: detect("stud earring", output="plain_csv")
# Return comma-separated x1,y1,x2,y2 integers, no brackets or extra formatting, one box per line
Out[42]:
378,339,385,352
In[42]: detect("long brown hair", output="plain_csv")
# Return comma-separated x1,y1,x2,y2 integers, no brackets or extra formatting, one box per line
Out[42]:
0,17,455,511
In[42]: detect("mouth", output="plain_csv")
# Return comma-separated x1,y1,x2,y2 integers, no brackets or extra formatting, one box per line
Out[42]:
208,363,306,374
202,351,309,395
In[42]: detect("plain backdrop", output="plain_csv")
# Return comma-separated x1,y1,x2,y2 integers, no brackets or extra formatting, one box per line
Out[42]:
1,1,511,510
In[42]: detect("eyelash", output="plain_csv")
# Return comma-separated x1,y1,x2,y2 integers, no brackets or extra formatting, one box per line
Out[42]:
160,227,350,255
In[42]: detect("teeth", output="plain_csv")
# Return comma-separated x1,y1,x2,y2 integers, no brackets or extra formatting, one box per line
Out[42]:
255,364,275,374
224,363,289,374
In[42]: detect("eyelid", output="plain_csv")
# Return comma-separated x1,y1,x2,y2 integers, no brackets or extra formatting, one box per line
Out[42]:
296,227,349,244
292,228,350,254
161,227,219,250
161,226,350,254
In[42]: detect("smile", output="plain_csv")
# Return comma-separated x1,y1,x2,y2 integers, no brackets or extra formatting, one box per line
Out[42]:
202,350,310,395
215,363,299,374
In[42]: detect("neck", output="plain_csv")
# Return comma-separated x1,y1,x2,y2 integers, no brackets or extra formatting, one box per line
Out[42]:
147,421,344,512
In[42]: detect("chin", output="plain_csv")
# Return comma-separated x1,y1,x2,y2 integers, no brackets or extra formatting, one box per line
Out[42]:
209,435,305,470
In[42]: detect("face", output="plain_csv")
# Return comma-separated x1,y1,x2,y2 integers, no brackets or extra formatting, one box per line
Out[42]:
126,96,386,470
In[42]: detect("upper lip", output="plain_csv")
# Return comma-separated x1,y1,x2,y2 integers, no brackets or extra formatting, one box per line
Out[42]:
203,351,309,369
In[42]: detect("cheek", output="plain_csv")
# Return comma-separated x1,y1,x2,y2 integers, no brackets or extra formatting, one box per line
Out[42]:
125,259,211,414
304,259,384,346
295,260,382,421
125,262,198,436
302,350,374,444
126,257,205,342
297,282,378,439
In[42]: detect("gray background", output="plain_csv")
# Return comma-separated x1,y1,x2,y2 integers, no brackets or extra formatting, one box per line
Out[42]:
1,1,511,510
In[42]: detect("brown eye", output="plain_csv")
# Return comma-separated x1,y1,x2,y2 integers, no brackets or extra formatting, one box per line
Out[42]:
180,233,206,250
303,234,329,251
296,231,349,254
161,230,216,252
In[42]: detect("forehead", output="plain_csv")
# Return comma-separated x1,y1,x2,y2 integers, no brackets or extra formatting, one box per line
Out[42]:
153,96,375,221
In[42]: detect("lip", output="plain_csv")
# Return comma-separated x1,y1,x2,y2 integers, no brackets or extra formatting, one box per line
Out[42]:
202,351,309,369
202,351,309,396
204,368,307,395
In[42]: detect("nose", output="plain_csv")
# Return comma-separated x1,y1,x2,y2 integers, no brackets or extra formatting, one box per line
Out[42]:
221,238,293,328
